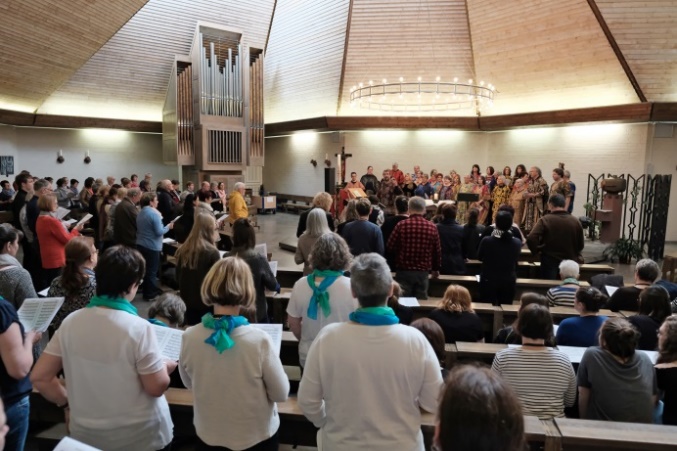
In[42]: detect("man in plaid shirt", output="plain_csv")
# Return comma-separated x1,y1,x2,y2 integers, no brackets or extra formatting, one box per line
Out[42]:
386,197,441,299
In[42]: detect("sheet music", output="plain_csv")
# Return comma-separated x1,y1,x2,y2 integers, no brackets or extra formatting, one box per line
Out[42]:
63,218,77,226
216,214,229,224
152,325,183,361
18,297,64,332
53,437,101,451
56,207,71,220
255,243,267,258
38,287,49,297
162,237,177,244
76,213,93,228
398,297,420,307
269,260,278,277
252,323,282,356
605,285,619,297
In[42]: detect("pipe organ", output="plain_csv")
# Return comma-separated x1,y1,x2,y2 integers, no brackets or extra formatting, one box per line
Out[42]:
163,23,264,184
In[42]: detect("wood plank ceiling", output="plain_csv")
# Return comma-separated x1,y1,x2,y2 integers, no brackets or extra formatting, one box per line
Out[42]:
37,0,275,121
0,0,149,113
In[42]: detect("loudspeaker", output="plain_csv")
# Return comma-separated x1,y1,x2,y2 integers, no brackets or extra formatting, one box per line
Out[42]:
324,168,336,193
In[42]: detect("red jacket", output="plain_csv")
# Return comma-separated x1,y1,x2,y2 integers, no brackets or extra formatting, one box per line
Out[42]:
36,215,80,269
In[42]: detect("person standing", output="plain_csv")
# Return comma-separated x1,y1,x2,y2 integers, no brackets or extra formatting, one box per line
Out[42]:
510,178,527,227
491,175,512,222
414,173,434,199
296,192,335,238
436,204,465,275
563,169,576,214
478,211,522,305
11,173,32,231
550,164,571,212
527,194,584,280
342,198,384,256
136,193,173,301
522,166,548,233
381,196,409,269
345,172,366,191
298,253,443,451
387,197,441,299
227,182,249,226
155,180,176,225
113,188,141,248
390,162,405,186
360,166,380,194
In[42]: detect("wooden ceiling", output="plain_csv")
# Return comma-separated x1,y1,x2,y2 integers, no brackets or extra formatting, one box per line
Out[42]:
0,0,149,112
1,0,677,123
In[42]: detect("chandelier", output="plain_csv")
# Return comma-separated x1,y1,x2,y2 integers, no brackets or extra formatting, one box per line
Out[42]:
349,77,496,113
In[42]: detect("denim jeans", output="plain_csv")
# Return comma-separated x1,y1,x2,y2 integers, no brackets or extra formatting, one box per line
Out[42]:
137,245,162,300
394,271,430,300
4,395,29,451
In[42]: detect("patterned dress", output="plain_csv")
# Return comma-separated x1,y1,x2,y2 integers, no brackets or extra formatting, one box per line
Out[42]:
456,182,476,224
475,184,492,225
491,185,512,222
550,180,571,208
510,186,526,227
523,176,548,233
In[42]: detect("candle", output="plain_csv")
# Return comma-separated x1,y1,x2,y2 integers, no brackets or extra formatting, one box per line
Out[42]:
86,150,90,157
434,193,439,201
59,149,63,156
325,153,328,160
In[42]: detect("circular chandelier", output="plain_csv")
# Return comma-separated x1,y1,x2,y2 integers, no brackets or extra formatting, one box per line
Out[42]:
349,77,496,113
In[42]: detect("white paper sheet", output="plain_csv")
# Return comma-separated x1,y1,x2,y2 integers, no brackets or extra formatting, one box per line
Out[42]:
63,218,77,226
605,285,619,297
553,324,559,335
216,214,229,224
152,325,184,361
255,243,267,258
17,297,64,332
76,213,93,228
251,323,283,356
398,297,420,307
475,275,481,282
269,260,278,277
219,250,227,258
162,238,177,244
56,207,71,220
53,437,101,451
38,287,49,297
170,215,182,223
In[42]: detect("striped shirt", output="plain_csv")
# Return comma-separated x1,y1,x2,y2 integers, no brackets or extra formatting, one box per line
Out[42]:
492,347,576,419
546,286,578,307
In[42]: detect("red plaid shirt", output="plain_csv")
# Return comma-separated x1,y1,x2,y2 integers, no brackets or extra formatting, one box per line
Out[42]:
387,214,441,271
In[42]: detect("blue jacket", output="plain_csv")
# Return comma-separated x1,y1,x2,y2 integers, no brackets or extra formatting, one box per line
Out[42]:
136,207,170,251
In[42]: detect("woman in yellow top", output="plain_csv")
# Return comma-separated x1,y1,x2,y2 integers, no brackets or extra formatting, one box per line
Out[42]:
227,182,249,225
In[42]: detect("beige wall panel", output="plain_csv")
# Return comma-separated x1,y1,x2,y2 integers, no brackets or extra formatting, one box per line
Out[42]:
38,0,275,121
0,0,148,112
467,0,639,115
265,0,351,123
339,0,476,117
597,1,677,101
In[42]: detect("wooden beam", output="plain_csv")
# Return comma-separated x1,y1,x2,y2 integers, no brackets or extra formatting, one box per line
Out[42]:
650,103,677,122
480,104,652,131
265,117,331,136
335,0,354,114
264,0,277,54
586,0,647,102
327,116,480,130
0,109,161,133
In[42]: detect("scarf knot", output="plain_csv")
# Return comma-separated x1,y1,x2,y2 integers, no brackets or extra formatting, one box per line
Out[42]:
201,314,249,353
349,307,400,326
306,270,343,320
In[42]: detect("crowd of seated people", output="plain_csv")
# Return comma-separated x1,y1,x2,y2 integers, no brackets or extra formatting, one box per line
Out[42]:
0,164,675,451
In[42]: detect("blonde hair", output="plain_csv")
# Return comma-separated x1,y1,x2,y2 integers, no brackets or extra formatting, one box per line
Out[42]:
201,257,255,308
439,285,474,314
175,213,217,270
313,192,333,211
115,187,127,200
38,192,57,211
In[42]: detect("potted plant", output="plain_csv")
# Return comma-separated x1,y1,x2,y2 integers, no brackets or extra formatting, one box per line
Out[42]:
603,238,645,264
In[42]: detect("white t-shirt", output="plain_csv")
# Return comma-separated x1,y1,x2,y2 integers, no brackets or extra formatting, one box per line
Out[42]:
44,307,173,451
298,322,443,451
179,324,290,449
286,275,358,366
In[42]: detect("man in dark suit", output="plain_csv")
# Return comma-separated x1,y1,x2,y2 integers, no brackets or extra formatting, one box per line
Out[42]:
114,188,142,247
156,179,177,225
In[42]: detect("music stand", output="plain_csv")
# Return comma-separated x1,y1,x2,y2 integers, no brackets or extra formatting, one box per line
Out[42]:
456,193,480,203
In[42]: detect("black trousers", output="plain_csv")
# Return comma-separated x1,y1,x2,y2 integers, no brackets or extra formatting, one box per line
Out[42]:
196,431,279,451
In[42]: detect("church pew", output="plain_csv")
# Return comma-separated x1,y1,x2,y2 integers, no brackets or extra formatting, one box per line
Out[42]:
499,304,621,332
555,417,677,450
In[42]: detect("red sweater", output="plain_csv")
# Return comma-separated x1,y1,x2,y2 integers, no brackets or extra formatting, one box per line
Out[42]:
36,215,80,269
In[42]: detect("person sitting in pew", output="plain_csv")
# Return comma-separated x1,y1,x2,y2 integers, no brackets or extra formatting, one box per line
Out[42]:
434,365,525,451
556,287,608,347
411,318,448,379
429,285,484,344
492,304,576,420
494,292,551,345
605,258,660,312
546,259,580,308
179,257,289,450
31,246,176,451
656,315,677,425
148,292,186,328
287,233,357,368
628,285,671,351
298,253,442,451
578,317,658,423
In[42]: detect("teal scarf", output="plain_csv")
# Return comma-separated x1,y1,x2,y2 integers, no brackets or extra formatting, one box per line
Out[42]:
201,314,249,353
562,278,580,285
86,295,138,316
349,307,400,326
148,318,168,327
306,270,343,320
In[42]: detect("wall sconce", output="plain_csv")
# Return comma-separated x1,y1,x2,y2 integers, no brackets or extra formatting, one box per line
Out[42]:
57,149,64,164
324,159,331,167
84,150,91,164
310,159,317,167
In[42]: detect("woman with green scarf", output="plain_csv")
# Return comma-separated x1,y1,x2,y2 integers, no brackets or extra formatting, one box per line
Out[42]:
179,257,289,450
31,246,175,451
287,233,358,368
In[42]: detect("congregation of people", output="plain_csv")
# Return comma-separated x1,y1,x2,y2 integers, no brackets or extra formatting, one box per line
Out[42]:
0,163,675,451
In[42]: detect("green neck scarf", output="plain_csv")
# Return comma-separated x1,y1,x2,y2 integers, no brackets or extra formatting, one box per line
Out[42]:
306,270,343,320
349,307,400,326
201,313,249,353
86,295,138,316
562,278,580,285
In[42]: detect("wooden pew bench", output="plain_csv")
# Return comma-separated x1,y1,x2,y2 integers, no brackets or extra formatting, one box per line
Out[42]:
555,417,677,450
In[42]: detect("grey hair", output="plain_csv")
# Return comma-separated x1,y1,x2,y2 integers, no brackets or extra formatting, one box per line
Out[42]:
127,187,140,198
309,233,352,271
350,253,393,307
342,199,360,222
234,182,245,190
635,258,659,282
148,292,186,326
559,260,579,279
563,170,571,178
306,208,330,238
408,196,426,214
